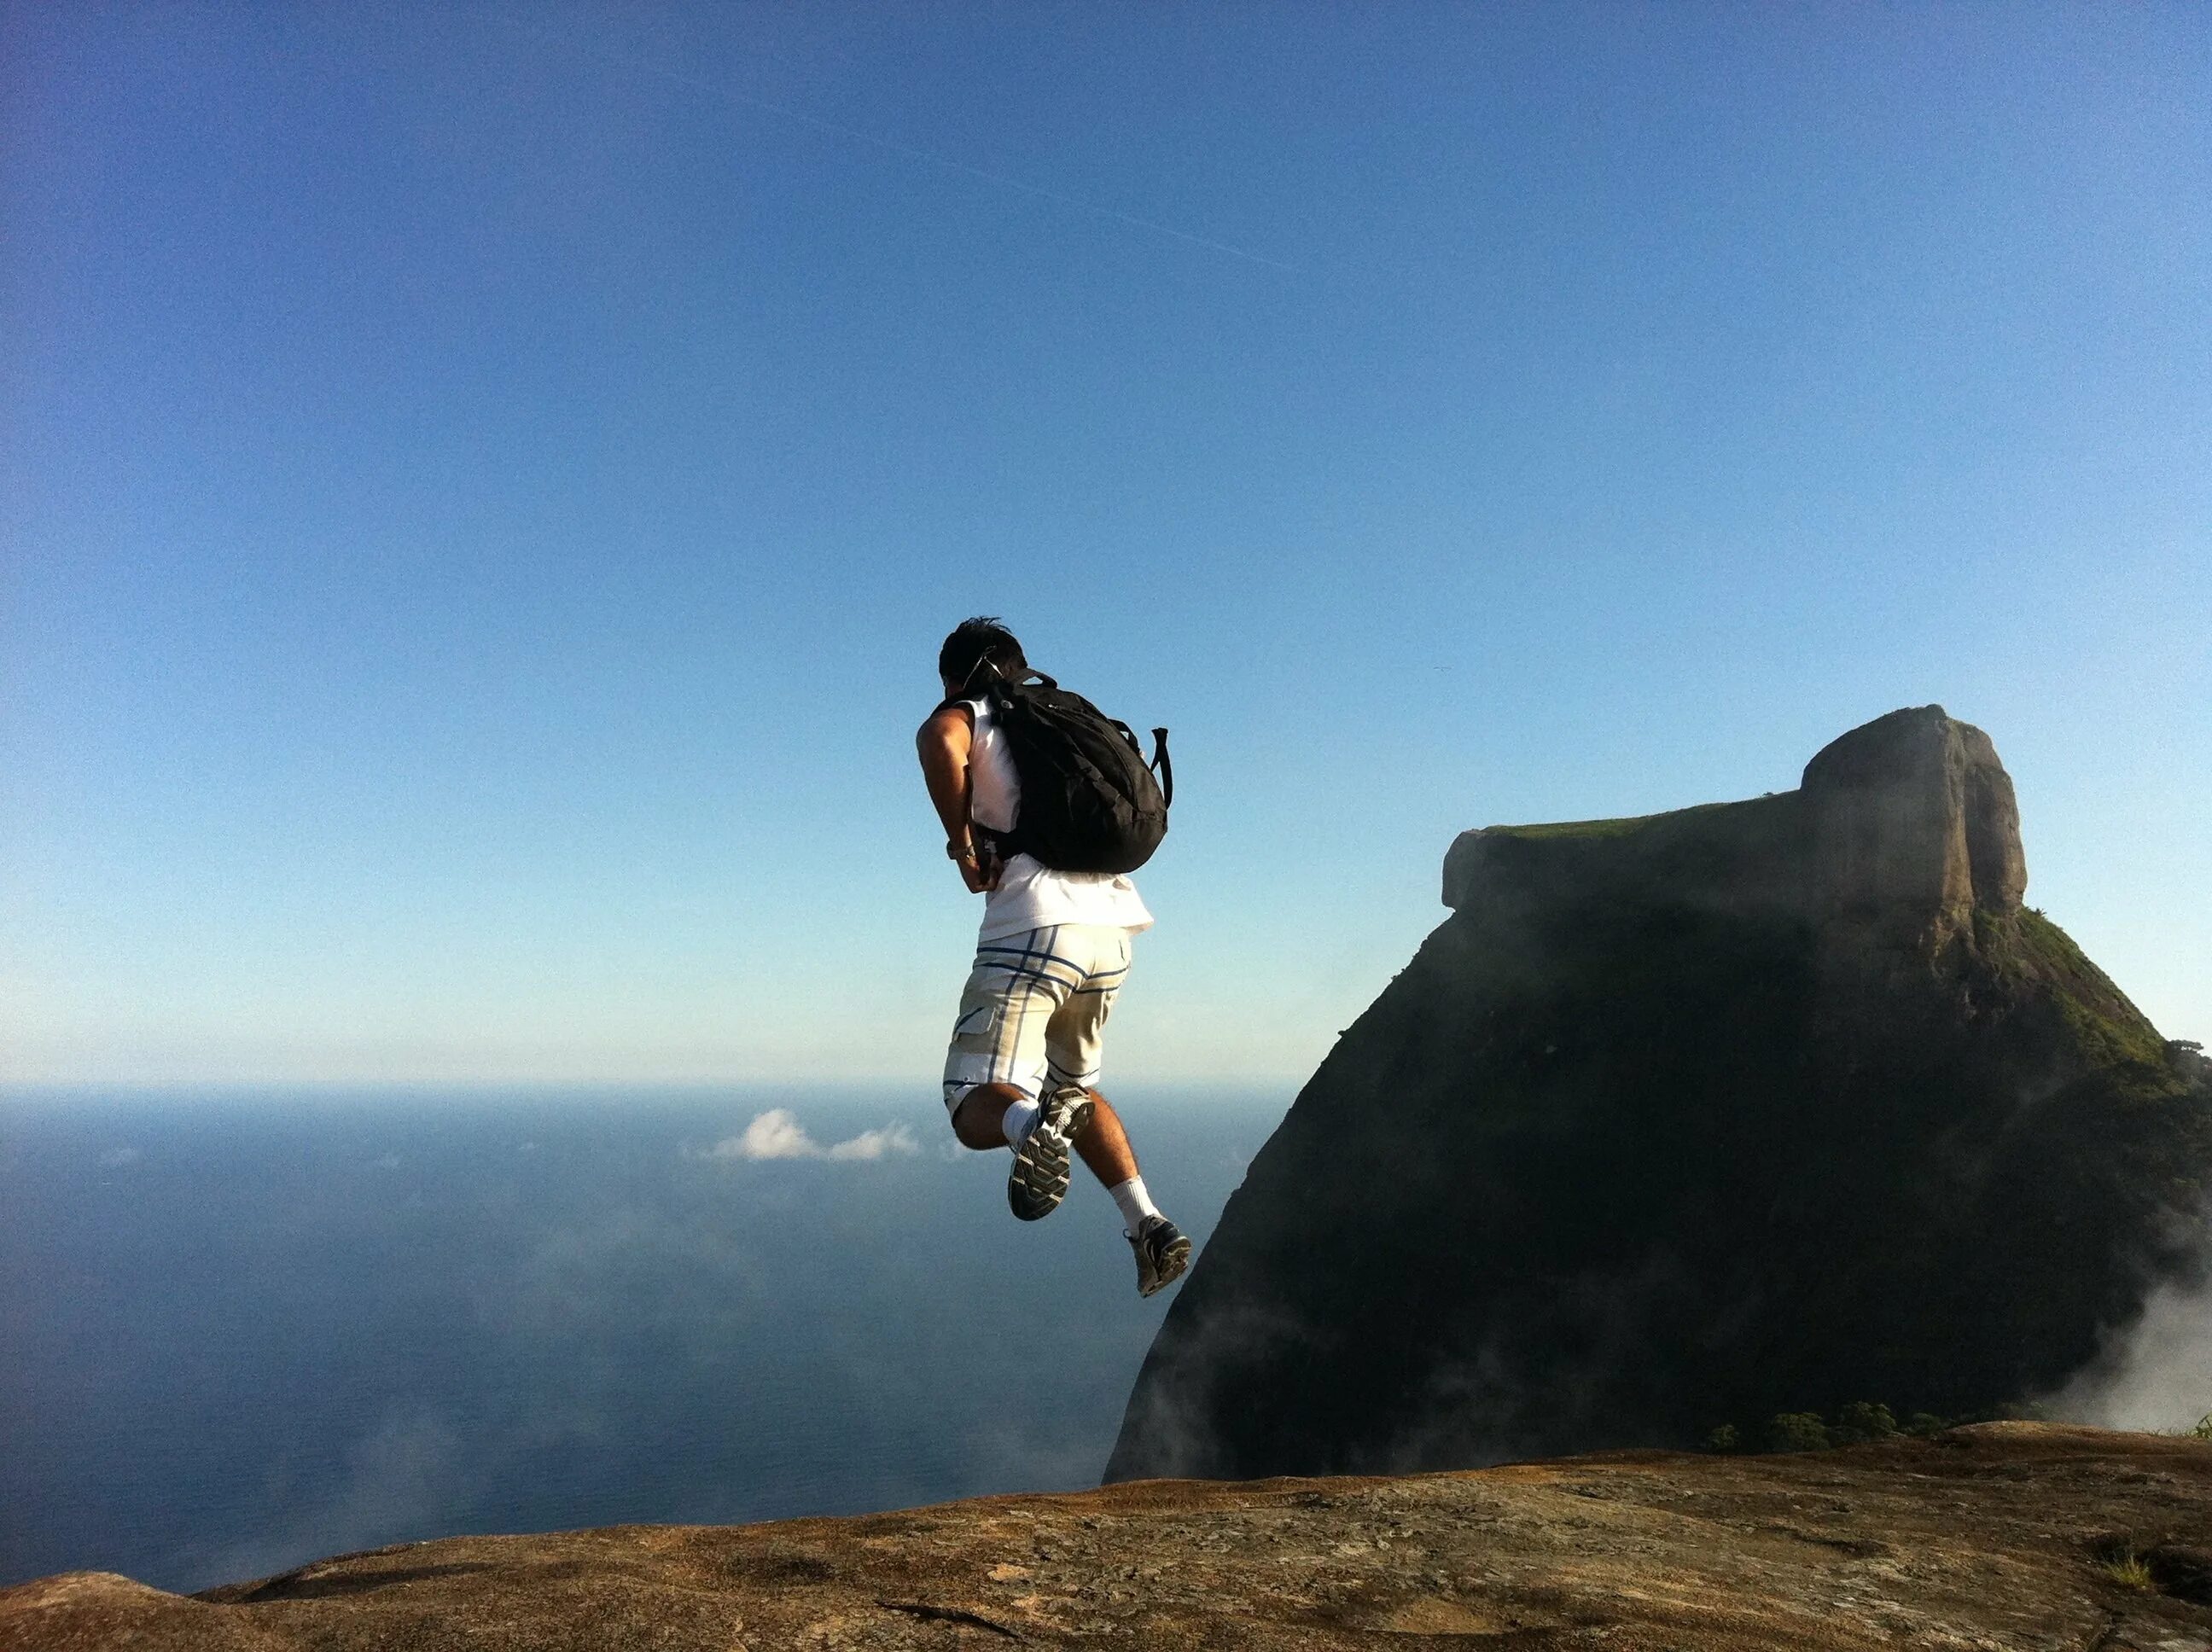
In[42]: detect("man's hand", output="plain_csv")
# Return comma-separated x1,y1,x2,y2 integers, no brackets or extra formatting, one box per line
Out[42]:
954,841,1003,893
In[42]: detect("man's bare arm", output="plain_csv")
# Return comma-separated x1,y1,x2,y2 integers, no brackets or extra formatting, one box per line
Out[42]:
917,707,996,893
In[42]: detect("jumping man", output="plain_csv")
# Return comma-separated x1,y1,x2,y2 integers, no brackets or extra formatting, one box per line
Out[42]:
917,617,1192,1297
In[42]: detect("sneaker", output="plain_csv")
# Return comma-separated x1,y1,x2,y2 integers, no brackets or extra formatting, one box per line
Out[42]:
1007,1087,1092,1222
1128,1214,1192,1297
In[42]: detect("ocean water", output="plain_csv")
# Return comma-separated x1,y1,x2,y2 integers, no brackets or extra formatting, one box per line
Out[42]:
0,1085,1288,1593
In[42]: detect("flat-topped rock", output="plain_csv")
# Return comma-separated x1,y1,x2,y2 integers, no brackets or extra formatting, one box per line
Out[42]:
1444,706,2027,954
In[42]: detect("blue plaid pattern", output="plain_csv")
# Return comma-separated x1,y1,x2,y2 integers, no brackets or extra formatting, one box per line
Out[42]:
942,923,1133,1114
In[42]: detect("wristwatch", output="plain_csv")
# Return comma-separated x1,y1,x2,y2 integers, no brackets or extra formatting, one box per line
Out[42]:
946,839,976,862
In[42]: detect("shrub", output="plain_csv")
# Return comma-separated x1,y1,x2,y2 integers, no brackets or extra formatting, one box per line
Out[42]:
1831,1401,1899,1443
2102,1552,2155,1590
1904,1411,1949,1439
1767,1412,1831,1452
2087,1533,2163,1591
2193,1412,2212,1442
1703,1424,1739,1453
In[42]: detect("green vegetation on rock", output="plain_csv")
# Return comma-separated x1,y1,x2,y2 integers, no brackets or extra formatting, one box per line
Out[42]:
1831,1401,1899,1443
1978,908,2172,1070
1767,1413,1832,1453
1705,1402,1959,1454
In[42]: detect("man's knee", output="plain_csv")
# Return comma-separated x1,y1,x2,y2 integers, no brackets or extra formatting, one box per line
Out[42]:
949,1084,1022,1149
950,1099,998,1150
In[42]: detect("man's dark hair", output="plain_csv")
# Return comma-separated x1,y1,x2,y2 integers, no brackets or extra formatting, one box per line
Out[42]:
939,616,1027,694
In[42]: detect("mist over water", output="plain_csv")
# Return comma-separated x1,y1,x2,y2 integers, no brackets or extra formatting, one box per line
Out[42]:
0,1085,1284,1593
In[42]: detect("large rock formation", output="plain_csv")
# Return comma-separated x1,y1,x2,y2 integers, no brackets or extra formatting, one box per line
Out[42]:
1109,707,2211,1482
8,1427,2211,1649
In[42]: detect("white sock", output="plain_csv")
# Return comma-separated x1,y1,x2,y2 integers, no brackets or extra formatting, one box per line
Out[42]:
1000,1096,1041,1152
1109,1176,1161,1236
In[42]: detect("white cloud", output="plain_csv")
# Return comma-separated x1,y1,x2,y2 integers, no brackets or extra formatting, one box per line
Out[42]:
695,1109,922,1163
721,1108,823,1160
827,1122,920,1160
97,1146,141,1168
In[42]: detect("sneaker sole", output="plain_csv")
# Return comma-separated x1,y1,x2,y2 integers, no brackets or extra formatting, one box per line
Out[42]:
1138,1231,1193,1297
1008,1094,1091,1221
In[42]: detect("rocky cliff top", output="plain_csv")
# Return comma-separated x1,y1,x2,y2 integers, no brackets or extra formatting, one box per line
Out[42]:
7,1425,2210,1650
1443,705,2028,952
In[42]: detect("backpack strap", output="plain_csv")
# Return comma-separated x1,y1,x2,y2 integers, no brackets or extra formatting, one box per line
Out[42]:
999,668,1055,698
958,657,1056,701
1109,718,1175,811
954,655,998,700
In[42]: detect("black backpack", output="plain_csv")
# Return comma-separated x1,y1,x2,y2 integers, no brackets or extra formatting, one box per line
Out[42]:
963,671,1172,875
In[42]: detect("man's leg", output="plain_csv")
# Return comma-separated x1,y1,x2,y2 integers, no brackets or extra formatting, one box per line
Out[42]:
949,1083,1027,1150
949,1079,1090,1220
1039,932,1149,1216
1068,1090,1188,1296
1037,924,1190,1297
1072,1091,1161,1232
940,928,1097,1219
1072,1091,1138,1187
942,928,1073,1158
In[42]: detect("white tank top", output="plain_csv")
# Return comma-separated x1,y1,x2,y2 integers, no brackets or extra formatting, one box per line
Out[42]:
962,697,1155,941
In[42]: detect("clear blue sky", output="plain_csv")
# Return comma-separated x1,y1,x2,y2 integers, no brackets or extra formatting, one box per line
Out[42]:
4,2,2207,1087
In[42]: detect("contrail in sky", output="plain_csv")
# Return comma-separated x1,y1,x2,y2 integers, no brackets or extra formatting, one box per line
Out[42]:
485,12,1301,275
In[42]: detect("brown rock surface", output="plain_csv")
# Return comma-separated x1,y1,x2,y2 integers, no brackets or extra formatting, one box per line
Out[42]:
8,1425,2210,1650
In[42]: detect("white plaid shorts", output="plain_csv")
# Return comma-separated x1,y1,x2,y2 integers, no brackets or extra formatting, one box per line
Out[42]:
941,924,1134,1115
